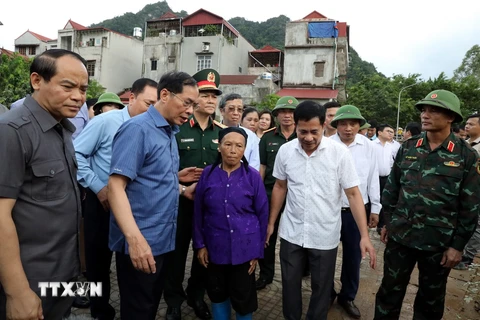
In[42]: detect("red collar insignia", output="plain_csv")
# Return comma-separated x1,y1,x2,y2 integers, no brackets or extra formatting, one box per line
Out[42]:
447,141,455,152
189,118,195,128
415,138,423,148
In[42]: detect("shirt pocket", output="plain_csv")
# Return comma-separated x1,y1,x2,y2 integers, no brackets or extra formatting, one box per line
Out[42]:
31,160,68,201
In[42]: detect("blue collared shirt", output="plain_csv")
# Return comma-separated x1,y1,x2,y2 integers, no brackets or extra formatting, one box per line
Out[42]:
109,105,180,256
74,107,131,194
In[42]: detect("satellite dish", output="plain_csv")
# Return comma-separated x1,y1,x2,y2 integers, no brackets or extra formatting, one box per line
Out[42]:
198,28,205,34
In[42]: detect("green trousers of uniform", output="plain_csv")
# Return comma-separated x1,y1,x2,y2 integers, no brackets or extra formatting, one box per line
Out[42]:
374,239,451,320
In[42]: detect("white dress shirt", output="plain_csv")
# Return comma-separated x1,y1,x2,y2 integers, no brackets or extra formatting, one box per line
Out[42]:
373,139,397,177
240,125,260,171
331,134,382,214
273,137,360,250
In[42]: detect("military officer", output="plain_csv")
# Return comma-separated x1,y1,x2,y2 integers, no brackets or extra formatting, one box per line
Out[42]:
374,90,480,319
256,96,299,290
164,69,225,320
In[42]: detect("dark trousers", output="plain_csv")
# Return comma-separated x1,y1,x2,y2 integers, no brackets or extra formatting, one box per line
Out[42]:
258,193,284,283
164,198,206,307
374,239,451,320
377,176,389,228
84,188,114,319
116,251,171,320
280,239,337,320
0,286,74,320
207,262,257,315
331,208,364,302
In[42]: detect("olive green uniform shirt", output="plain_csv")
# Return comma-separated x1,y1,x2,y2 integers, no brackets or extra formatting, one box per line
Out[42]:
383,132,480,252
259,126,297,195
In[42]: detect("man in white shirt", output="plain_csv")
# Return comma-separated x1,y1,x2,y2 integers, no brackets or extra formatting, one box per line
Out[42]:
373,124,399,234
329,105,381,319
323,101,341,137
218,93,260,170
265,101,376,320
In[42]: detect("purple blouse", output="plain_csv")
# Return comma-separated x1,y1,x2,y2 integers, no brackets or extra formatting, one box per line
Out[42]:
193,164,269,265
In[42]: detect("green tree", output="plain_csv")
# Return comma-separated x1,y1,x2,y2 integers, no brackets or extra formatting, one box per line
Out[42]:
453,44,480,82
86,79,106,99
252,94,280,111
0,53,32,107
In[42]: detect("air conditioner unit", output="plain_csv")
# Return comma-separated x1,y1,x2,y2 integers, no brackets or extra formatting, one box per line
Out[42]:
202,42,210,52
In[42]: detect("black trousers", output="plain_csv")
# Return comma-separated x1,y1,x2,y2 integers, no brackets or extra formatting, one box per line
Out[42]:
164,198,207,307
84,188,114,319
377,176,389,228
374,239,451,320
206,261,257,315
116,251,171,320
258,193,284,283
280,239,337,320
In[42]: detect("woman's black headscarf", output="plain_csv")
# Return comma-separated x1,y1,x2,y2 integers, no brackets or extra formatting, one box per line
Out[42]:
208,127,249,177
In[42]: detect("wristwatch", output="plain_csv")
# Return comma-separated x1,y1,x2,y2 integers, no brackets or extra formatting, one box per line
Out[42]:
181,185,186,196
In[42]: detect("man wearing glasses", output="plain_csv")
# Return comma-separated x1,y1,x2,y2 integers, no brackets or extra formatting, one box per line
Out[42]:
107,71,199,318
219,93,260,170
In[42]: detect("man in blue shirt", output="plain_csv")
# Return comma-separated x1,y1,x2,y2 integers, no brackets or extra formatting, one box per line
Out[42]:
74,78,158,320
107,71,199,319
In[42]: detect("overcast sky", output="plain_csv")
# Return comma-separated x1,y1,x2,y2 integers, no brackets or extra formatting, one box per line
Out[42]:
1,0,478,79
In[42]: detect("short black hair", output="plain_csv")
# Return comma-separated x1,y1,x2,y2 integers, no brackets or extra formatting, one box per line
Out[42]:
294,101,325,125
241,107,259,122
86,98,98,109
376,123,394,135
131,78,158,97
323,101,341,110
30,49,87,92
157,71,197,100
219,93,242,109
405,122,421,136
368,119,378,129
466,113,480,123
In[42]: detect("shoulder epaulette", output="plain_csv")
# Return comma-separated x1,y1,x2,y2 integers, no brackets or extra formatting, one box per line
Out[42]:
8,116,31,129
263,127,276,134
213,120,227,128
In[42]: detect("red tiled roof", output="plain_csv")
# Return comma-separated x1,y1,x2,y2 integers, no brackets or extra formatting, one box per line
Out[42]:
64,19,87,30
220,75,258,85
0,48,28,59
251,45,281,53
302,11,328,20
15,30,52,42
183,8,239,37
276,88,338,99
118,90,131,102
148,11,180,22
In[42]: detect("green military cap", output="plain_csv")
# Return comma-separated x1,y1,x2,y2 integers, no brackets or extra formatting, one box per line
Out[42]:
330,105,366,128
415,89,463,123
192,68,222,95
359,122,371,130
272,96,299,116
93,92,124,114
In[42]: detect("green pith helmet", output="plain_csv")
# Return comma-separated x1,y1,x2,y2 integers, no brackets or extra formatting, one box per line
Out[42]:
272,96,299,116
93,92,124,114
415,89,463,123
330,105,366,128
359,122,371,130
192,68,222,95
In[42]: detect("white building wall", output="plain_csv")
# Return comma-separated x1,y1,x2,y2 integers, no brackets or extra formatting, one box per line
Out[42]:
143,34,182,81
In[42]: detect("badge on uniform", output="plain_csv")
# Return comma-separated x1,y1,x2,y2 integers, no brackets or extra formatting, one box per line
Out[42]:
181,138,194,143
443,161,460,167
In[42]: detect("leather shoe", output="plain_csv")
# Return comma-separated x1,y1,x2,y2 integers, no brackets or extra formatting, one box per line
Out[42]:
72,295,90,309
166,306,182,320
338,300,361,319
255,278,270,290
187,299,211,320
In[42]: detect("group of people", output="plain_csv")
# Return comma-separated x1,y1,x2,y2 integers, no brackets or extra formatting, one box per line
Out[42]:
0,48,479,320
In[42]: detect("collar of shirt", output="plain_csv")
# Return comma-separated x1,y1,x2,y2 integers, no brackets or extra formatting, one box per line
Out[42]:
188,114,214,130
294,136,328,157
467,136,480,145
147,105,179,134
416,132,459,152
23,95,76,133
121,106,131,122
331,133,366,147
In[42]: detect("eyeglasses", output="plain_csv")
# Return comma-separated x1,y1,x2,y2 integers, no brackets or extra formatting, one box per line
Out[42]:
170,92,197,108
225,106,244,114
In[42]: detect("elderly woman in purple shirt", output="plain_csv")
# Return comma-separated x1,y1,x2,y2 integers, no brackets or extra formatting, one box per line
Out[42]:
193,127,269,320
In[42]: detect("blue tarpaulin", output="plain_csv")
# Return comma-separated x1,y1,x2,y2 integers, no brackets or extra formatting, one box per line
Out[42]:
308,22,338,38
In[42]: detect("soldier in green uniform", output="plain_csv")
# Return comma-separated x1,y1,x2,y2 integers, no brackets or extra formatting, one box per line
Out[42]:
256,96,299,290
164,69,225,320
374,90,480,320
